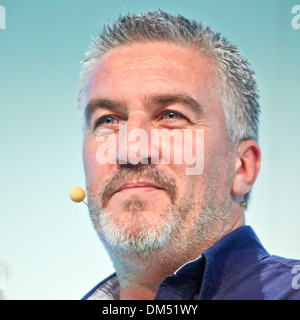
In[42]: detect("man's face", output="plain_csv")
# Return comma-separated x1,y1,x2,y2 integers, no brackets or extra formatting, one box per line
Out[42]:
82,42,236,256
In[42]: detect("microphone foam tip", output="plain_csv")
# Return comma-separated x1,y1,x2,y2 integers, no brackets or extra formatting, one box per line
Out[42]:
70,186,86,203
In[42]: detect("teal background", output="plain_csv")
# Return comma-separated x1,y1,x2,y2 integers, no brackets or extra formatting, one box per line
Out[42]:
0,0,299,299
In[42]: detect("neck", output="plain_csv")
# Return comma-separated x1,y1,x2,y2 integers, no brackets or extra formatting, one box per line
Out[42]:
120,281,160,300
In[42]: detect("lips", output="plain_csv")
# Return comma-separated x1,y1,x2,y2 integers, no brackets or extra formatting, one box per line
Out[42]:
112,181,165,195
100,167,177,208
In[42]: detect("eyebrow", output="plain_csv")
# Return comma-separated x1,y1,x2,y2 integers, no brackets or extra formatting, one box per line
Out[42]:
147,93,204,118
84,93,204,125
84,99,127,124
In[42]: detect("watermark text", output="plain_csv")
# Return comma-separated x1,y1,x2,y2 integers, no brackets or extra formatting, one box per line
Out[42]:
95,123,204,175
292,265,300,290
292,5,300,30
0,5,6,30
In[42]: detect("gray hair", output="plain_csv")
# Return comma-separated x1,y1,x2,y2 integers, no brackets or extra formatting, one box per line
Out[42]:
78,10,260,206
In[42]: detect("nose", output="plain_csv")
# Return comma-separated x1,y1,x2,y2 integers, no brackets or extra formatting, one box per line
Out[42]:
117,113,155,166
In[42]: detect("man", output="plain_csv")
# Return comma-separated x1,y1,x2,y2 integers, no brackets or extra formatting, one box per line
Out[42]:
78,10,300,300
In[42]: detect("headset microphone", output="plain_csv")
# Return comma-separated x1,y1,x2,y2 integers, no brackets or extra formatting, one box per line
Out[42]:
69,186,88,205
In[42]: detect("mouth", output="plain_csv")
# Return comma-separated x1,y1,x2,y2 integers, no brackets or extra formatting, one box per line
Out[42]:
111,181,166,196
100,167,177,208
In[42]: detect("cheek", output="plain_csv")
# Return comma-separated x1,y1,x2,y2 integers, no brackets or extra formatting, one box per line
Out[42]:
82,143,97,183
83,137,120,195
158,129,204,177
202,136,235,192
182,129,204,176
202,128,227,168
83,139,105,187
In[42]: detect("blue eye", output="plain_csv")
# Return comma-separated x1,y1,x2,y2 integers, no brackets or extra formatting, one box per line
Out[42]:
95,116,117,128
102,116,116,125
164,111,179,119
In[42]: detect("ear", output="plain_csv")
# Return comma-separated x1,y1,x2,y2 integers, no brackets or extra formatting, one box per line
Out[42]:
231,140,261,196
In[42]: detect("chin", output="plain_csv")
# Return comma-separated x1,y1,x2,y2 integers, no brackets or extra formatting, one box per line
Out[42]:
107,196,171,215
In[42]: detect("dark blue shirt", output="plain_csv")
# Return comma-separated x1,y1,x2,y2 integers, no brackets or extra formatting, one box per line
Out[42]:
83,226,300,300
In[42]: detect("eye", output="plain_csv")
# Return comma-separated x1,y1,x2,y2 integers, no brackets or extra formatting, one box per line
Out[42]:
94,115,118,128
164,111,179,120
158,110,190,128
102,116,116,125
162,110,189,122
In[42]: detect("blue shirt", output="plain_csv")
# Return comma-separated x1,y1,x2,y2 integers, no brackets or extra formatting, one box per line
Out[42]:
82,226,300,300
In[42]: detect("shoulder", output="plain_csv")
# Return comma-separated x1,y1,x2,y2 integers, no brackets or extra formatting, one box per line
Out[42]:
240,255,300,299
212,254,300,300
261,255,300,297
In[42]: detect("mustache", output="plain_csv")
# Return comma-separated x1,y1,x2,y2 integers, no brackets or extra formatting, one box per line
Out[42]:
98,165,177,208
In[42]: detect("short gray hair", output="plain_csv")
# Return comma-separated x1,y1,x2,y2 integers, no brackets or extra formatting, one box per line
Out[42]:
78,10,260,206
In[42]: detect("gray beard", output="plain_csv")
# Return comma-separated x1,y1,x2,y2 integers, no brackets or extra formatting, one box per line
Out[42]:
88,193,232,285
88,198,189,256
87,165,232,286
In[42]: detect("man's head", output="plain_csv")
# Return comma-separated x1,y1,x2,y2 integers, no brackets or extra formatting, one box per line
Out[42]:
78,10,260,143
78,10,261,279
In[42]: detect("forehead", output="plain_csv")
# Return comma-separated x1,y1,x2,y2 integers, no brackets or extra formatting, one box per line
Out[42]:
87,41,222,117
96,42,209,73
92,41,214,82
